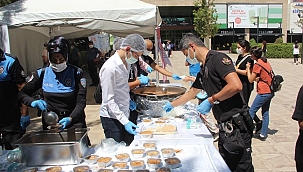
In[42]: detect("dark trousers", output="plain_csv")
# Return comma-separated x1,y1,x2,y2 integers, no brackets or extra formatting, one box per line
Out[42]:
87,60,99,85
0,123,23,150
100,110,138,146
218,112,254,172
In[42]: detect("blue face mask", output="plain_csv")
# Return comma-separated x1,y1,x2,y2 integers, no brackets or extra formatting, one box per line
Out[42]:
125,52,138,64
186,48,199,64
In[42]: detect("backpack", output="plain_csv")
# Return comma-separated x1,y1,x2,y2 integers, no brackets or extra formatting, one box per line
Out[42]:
94,83,102,104
255,63,284,92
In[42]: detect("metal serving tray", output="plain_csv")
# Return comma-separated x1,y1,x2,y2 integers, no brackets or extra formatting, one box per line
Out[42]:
16,128,89,166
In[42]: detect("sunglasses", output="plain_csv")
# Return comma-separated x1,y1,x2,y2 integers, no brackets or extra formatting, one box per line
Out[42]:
47,42,68,51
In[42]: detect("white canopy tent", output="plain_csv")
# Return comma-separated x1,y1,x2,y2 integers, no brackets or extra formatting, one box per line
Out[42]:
0,0,161,74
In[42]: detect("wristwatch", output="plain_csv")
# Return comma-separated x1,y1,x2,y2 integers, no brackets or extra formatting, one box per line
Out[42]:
211,95,220,104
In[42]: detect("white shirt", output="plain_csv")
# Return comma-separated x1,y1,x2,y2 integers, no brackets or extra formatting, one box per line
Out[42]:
293,44,300,55
99,52,130,125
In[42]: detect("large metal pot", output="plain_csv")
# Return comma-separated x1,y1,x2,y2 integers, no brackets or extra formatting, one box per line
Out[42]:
133,86,186,117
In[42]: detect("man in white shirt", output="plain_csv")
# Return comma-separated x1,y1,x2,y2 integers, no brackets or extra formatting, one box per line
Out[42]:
99,34,146,145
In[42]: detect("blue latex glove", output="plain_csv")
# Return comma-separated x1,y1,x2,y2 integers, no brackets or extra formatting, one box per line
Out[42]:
130,100,137,111
124,121,138,135
163,102,174,112
147,66,153,73
58,117,72,130
196,98,213,115
172,74,182,80
31,100,47,111
20,115,30,130
138,74,149,85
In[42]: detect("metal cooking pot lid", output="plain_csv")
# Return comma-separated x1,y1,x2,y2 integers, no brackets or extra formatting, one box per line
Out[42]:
132,86,186,97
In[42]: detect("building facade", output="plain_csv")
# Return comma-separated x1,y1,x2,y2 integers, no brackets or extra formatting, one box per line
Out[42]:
142,0,288,49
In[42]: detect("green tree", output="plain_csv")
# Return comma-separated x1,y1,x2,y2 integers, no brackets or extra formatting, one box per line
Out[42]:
193,0,218,48
0,0,18,7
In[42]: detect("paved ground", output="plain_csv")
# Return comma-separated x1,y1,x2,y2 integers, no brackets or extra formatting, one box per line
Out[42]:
26,51,302,171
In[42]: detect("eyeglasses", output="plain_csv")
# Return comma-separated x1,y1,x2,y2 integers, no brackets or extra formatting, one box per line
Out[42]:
47,42,68,51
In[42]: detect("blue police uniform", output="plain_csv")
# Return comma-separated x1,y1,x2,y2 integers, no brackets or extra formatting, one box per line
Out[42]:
18,65,88,131
0,51,26,150
86,47,101,85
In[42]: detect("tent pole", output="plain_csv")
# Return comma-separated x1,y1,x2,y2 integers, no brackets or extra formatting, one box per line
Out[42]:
154,7,159,86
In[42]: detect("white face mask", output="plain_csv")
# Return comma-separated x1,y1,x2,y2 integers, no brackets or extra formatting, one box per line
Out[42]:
89,45,93,48
125,52,138,64
236,48,243,55
186,48,199,64
49,62,67,72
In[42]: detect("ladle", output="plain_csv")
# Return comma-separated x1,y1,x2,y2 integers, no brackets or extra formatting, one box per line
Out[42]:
43,110,59,125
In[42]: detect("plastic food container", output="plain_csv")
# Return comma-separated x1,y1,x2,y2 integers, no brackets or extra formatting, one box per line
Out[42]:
115,153,130,162
23,167,38,172
164,157,181,169
112,162,128,169
156,167,171,172
147,158,161,169
97,169,113,172
83,154,99,165
45,166,62,172
131,149,145,158
143,142,156,150
161,148,174,158
155,120,166,126
142,119,153,126
130,160,145,170
146,150,160,158
97,157,112,167
73,165,90,172
140,130,153,139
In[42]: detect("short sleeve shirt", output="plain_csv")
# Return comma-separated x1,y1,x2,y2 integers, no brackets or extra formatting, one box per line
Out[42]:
253,60,272,94
86,47,100,62
235,54,254,84
292,86,303,161
192,50,247,122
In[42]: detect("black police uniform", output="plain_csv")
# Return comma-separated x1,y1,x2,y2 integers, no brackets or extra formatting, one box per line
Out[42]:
18,65,88,132
85,47,101,85
292,85,303,171
0,51,25,150
192,50,254,172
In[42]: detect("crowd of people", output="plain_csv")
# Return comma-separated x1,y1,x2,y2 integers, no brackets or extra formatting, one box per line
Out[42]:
1,32,303,172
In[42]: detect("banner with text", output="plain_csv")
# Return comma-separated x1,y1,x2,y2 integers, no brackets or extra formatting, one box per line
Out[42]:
228,4,268,28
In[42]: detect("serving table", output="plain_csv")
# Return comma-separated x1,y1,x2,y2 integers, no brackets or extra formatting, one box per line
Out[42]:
0,120,230,172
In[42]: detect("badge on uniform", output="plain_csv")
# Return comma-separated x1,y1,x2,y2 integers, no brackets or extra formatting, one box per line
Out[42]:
80,78,86,88
65,78,72,86
222,57,232,65
21,70,25,77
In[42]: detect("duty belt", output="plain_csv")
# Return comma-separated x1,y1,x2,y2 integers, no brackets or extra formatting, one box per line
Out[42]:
218,120,233,134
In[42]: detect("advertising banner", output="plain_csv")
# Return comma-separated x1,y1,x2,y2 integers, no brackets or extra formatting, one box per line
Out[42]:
290,2,303,33
228,4,268,28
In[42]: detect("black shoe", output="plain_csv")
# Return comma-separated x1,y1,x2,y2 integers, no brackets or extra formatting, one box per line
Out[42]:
254,134,267,141
255,120,262,133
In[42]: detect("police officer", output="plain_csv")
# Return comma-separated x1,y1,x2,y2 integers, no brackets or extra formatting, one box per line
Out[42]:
163,33,254,171
0,48,29,150
85,41,102,86
18,37,90,141
292,86,303,171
